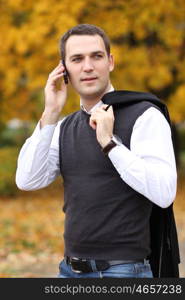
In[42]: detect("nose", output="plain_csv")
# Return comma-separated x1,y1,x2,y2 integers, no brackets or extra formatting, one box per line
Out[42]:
82,57,94,72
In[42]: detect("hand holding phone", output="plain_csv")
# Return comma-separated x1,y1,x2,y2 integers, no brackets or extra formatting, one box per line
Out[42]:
42,61,68,127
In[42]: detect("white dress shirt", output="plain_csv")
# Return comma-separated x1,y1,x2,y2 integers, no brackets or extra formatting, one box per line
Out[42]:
16,99,177,208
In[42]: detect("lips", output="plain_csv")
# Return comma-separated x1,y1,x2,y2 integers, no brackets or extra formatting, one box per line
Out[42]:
81,77,97,82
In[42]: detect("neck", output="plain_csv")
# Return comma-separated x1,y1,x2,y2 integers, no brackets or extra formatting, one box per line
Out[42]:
81,82,112,112
81,98,101,112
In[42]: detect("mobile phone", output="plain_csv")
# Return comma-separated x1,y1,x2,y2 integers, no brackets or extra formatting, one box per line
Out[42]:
62,59,68,84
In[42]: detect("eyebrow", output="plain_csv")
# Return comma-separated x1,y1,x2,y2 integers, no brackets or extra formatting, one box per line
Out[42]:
69,51,105,60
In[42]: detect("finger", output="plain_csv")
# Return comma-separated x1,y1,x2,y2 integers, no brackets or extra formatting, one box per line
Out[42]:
49,65,65,77
107,106,114,119
104,105,114,116
89,121,96,130
107,105,113,112
89,117,97,130
51,62,61,71
49,69,64,80
105,104,111,111
55,64,64,72
47,73,64,85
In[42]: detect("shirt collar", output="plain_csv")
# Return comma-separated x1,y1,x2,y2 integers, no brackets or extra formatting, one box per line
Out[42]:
80,85,114,115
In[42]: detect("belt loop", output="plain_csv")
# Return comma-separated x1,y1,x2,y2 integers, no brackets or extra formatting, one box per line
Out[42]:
90,260,98,272
65,256,70,265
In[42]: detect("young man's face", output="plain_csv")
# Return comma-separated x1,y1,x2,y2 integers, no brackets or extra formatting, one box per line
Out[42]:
65,34,114,100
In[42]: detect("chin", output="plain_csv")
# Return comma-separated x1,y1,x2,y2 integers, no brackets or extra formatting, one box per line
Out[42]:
80,85,108,99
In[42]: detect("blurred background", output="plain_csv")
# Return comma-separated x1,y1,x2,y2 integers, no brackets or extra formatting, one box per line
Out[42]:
0,0,185,277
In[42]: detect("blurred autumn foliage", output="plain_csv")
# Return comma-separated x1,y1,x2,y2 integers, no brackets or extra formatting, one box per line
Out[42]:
0,0,185,126
0,182,65,277
0,147,19,196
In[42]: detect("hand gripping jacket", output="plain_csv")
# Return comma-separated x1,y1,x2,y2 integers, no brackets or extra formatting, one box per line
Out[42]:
102,90,180,278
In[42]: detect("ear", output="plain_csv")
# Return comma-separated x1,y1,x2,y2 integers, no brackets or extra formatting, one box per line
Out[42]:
109,54,114,72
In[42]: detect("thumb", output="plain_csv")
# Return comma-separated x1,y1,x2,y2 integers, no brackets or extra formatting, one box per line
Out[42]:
106,105,114,119
102,104,113,112
105,105,114,114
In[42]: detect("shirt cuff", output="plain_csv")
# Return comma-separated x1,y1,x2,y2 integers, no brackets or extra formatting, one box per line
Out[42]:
108,144,137,174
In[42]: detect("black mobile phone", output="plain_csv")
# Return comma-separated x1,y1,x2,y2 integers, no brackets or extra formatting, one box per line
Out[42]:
62,59,68,84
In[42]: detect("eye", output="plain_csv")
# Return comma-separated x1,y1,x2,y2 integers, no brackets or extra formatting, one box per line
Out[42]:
94,54,103,59
72,57,82,62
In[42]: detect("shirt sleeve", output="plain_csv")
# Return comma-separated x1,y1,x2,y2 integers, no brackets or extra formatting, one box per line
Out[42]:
108,107,177,208
15,120,63,191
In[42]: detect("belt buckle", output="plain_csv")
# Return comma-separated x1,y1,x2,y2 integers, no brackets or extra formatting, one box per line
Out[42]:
70,257,86,274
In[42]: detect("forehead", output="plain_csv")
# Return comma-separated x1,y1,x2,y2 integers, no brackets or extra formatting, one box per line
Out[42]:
65,34,106,57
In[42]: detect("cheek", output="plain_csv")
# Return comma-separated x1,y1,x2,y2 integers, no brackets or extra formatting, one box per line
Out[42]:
98,62,111,74
100,67,111,80
67,65,80,78
68,70,79,85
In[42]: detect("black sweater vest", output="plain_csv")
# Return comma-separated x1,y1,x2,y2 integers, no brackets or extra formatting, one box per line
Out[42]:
58,93,163,260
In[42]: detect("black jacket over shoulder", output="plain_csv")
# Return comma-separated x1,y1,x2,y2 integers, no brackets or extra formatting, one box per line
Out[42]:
102,90,180,278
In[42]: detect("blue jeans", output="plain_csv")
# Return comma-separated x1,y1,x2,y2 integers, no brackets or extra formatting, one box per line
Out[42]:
58,259,153,278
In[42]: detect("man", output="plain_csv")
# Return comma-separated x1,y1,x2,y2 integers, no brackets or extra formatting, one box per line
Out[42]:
16,24,178,278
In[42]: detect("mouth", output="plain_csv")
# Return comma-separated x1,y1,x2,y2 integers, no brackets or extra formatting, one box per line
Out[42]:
81,77,98,82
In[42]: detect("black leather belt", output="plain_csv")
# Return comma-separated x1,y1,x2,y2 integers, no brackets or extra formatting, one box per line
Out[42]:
65,256,145,273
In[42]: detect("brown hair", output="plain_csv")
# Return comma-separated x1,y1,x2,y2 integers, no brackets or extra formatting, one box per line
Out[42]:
59,24,111,61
